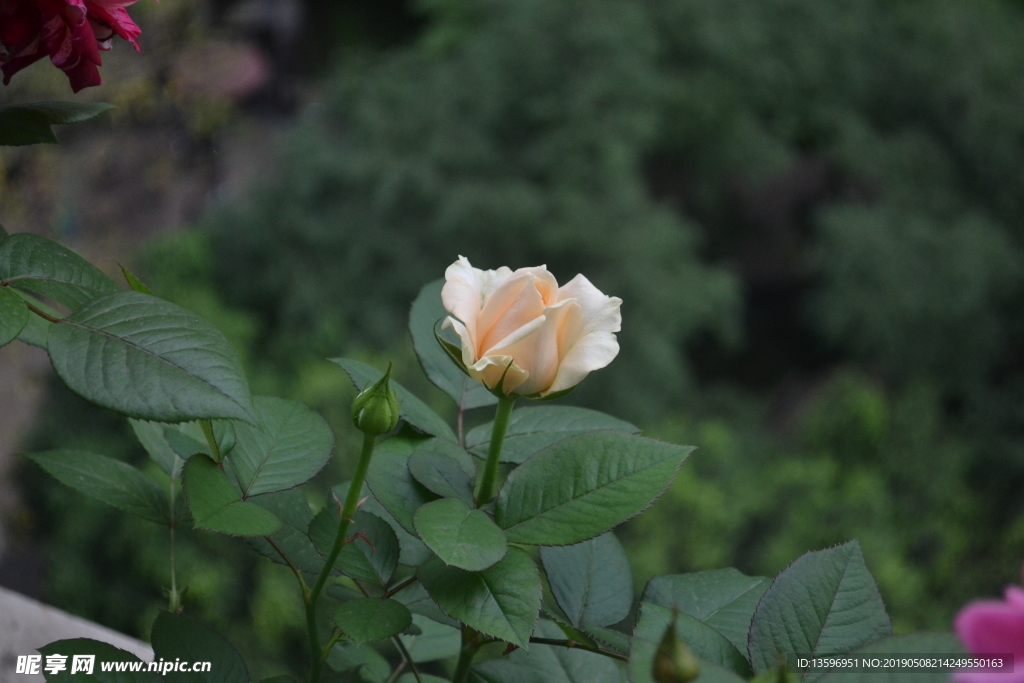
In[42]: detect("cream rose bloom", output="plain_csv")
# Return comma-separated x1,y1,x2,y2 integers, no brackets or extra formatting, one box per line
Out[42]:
440,256,622,397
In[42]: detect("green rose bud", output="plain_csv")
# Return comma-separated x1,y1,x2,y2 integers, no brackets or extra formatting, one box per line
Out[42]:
652,619,700,683
351,362,401,435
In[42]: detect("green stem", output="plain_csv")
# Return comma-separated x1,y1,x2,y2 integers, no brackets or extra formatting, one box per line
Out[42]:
476,395,515,506
451,632,482,683
200,420,221,463
307,432,378,683
168,458,181,613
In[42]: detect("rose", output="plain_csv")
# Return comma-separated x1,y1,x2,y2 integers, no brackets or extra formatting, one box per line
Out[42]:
441,256,622,398
0,0,142,92
953,570,1024,683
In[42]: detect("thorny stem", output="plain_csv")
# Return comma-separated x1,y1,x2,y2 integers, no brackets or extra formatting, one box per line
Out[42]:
306,432,378,683
475,395,515,506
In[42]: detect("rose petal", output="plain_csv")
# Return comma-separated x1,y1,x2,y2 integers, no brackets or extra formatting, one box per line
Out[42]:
497,299,580,396
477,271,546,356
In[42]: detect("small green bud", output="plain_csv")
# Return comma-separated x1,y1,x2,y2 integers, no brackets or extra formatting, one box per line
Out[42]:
351,362,401,435
652,620,700,683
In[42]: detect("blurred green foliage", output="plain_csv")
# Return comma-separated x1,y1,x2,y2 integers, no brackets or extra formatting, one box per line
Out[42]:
14,0,1024,664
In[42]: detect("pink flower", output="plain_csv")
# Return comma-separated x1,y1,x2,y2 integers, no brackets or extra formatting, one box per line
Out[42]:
0,0,142,92
954,580,1024,683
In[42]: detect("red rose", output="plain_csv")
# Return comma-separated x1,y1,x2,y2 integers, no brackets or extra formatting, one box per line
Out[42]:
0,0,142,92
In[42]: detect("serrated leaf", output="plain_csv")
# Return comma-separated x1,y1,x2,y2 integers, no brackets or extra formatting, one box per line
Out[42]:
391,579,460,628
419,547,541,648
247,488,325,574
183,454,281,536
25,449,171,525
0,101,114,146
331,357,456,440
0,233,120,309
466,406,639,464
0,284,29,347
398,614,461,663
151,611,249,683
229,396,334,498
495,432,693,545
408,445,476,504
632,603,751,681
469,620,625,683
540,531,632,629
327,642,391,681
46,291,257,424
336,598,413,643
340,481,433,567
118,263,154,295
642,569,770,654
365,435,439,533
309,509,399,586
414,498,508,571
747,541,892,678
409,279,497,409
816,633,965,683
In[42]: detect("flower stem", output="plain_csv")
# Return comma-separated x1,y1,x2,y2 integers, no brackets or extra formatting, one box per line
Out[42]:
476,395,515,506
307,432,378,683
451,629,483,683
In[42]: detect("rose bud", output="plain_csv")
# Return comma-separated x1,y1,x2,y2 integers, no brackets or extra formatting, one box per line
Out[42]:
652,619,700,683
351,362,401,436
440,256,622,398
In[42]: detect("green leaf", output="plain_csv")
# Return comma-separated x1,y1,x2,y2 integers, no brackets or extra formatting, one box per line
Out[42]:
398,675,450,683
418,547,541,648
309,509,400,586
151,611,249,683
408,444,476,504
631,603,751,681
409,279,497,409
15,300,51,348
365,435,439,534
642,568,770,655
0,284,29,347
540,531,632,629
466,406,639,464
336,597,413,643
47,291,257,424
582,623,630,655
747,541,892,677
228,396,334,498
816,633,965,683
350,482,433,567
413,498,508,571
398,614,461,663
0,101,114,146
469,620,625,683
247,488,325,574
24,450,171,525
495,432,693,545
118,264,155,295
0,233,119,309
327,642,391,682
690,662,748,683
391,579,460,628
129,420,219,478
332,357,456,440
0,222,8,240
38,638,152,683
183,454,282,536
